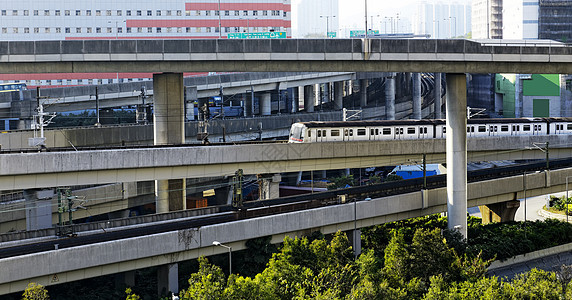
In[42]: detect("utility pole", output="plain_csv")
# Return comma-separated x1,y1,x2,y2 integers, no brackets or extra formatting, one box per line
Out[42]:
95,86,100,126
232,169,243,209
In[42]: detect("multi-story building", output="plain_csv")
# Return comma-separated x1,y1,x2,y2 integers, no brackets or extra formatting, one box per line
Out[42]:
414,0,471,39
471,0,502,39
0,0,292,86
502,0,539,39
295,0,338,38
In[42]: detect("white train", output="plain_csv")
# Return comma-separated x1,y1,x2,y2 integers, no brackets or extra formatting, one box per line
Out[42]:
288,118,572,143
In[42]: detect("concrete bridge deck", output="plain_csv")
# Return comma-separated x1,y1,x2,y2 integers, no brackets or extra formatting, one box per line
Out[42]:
1,164,570,295
0,134,570,191
0,39,570,74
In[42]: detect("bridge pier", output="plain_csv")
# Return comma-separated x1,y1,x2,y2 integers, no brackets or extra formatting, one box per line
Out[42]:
348,229,362,257
259,174,281,200
434,73,443,119
115,271,136,292
260,92,272,116
24,189,53,231
304,85,315,113
446,73,468,238
359,79,368,107
153,73,186,213
385,73,396,120
334,81,344,110
412,73,422,119
158,263,178,297
479,200,521,224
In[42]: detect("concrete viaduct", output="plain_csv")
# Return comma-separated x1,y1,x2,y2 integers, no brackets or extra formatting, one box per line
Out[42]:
1,37,572,236
1,166,572,295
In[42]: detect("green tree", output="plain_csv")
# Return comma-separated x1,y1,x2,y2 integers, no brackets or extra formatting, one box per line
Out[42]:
327,175,356,190
124,288,140,300
179,257,226,300
506,268,562,300
22,283,49,300
409,228,458,285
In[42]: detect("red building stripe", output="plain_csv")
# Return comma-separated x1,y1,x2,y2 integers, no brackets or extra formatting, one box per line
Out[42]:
126,19,290,28
185,3,291,12
0,72,207,81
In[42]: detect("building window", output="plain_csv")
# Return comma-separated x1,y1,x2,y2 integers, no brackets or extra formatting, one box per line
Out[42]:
76,27,81,33
24,10,29,16
96,27,101,33
253,11,258,16
1,10,6,16
243,10,248,16
205,10,211,16
147,27,152,33
206,27,212,33
96,10,101,16
117,10,122,16
263,10,268,16
2,28,7,34
156,10,161,16
55,10,60,16
167,27,172,33
126,10,131,16
76,10,81,16
225,27,230,32
106,10,112,16
147,10,152,16
56,28,61,33
24,27,29,33
215,10,219,16
34,27,39,33
177,27,181,33
12,10,18,16
196,27,202,33
177,10,182,16
45,27,50,33
65,10,70,16
283,11,287,17
137,10,142,16
13,28,18,34
107,27,112,33
118,27,123,33
195,11,201,16
185,11,191,16
33,10,38,16
137,27,143,33
65,28,70,33
44,10,50,16
225,11,230,16
86,10,91,16
87,28,92,33
166,10,172,16
126,27,131,33
156,27,161,33
234,10,239,16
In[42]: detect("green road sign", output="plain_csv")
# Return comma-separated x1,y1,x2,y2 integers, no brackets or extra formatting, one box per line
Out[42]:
327,32,337,38
227,32,287,39
350,30,379,37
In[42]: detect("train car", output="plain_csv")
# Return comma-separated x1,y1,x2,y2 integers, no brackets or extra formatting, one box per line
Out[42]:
288,118,572,143
0,83,27,93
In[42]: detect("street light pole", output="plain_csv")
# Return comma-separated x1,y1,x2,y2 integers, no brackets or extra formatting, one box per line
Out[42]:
450,16,457,38
364,0,368,38
213,241,232,274
218,0,222,38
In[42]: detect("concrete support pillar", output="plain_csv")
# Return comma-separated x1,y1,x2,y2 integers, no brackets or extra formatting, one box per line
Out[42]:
157,263,178,296
446,73,468,239
304,85,314,113
24,189,54,231
334,81,344,110
259,174,282,200
291,87,299,113
479,200,521,224
153,73,186,213
515,76,522,118
360,79,368,107
115,271,136,291
412,73,422,120
434,73,443,119
260,92,272,116
385,74,396,120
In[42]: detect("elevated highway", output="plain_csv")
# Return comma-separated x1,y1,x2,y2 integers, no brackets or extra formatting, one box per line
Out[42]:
0,134,571,191
1,161,571,295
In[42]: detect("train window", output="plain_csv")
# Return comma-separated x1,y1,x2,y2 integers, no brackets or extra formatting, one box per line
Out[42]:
442,127,446,133
344,129,348,136
501,125,508,132
383,128,391,135
375,129,379,135
349,129,353,136
331,129,340,137
370,128,375,136
478,126,486,132
317,130,321,137
357,129,366,136
523,125,531,131
322,130,326,137
517,125,520,131
400,128,404,134
568,124,572,130
471,127,475,132
494,126,498,132
308,130,312,137
407,127,415,134
534,125,538,131
467,127,470,133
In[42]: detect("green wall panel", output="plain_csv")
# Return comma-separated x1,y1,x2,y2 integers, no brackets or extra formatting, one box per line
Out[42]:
523,74,560,97
533,99,550,117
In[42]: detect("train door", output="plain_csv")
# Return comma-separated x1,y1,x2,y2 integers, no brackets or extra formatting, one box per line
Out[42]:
316,129,327,142
488,125,498,136
394,127,404,140
554,123,564,135
344,128,354,141
533,124,543,135
419,126,429,139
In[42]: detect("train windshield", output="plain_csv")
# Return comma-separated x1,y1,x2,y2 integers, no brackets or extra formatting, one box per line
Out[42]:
289,124,304,142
